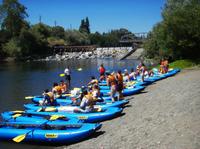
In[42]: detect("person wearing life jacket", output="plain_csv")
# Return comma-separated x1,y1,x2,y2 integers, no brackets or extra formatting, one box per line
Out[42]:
87,76,99,87
163,59,169,73
129,68,136,80
139,63,147,82
159,59,165,74
41,89,57,106
60,80,67,93
99,64,106,76
116,70,124,100
91,84,103,102
106,72,117,102
123,69,130,82
79,90,94,112
52,82,62,98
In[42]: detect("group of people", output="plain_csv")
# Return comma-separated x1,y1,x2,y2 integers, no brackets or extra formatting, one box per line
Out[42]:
40,60,170,112
40,80,68,106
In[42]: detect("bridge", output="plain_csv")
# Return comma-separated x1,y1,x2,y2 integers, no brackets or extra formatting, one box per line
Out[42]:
119,32,148,60
119,32,148,45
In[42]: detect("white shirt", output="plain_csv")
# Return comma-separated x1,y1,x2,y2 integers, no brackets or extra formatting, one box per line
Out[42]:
64,68,70,75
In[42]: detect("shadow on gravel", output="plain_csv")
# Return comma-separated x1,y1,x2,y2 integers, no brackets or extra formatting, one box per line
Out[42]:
123,104,132,108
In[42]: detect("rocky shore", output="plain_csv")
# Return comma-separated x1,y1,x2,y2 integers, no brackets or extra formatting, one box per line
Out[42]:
35,47,133,61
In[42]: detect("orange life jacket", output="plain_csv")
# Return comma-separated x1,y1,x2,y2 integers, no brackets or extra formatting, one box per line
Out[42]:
53,86,62,95
117,73,123,84
108,75,116,86
46,92,54,102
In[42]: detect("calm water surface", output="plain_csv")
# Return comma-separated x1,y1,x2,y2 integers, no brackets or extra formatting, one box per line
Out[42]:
0,58,139,149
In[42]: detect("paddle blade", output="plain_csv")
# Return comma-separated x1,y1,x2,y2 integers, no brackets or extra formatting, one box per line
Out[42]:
49,115,65,121
60,73,65,77
36,107,42,112
13,134,26,143
77,68,82,71
25,96,34,100
44,107,56,112
12,114,22,118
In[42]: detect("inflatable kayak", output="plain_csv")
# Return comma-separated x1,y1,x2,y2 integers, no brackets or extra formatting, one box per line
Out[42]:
31,95,128,107
25,106,123,123
1,111,80,123
32,95,72,105
100,85,145,96
0,121,101,144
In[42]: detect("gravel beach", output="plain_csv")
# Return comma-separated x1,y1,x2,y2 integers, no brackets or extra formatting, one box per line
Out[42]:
57,68,200,149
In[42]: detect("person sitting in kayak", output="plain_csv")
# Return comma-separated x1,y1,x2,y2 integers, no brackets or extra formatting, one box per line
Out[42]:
106,71,117,102
87,76,98,88
123,69,130,82
129,68,136,80
60,80,67,93
159,59,165,74
163,59,169,73
40,89,57,106
91,84,104,102
52,82,62,98
79,90,94,112
116,70,124,100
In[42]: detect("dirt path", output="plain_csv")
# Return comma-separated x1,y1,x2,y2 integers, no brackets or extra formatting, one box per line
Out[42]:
57,68,200,149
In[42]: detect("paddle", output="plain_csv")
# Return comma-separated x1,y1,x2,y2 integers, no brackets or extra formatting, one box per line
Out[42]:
37,106,57,112
25,96,34,100
12,114,71,143
59,73,65,77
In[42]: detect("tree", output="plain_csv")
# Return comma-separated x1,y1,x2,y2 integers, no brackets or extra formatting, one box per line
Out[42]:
51,26,65,39
79,17,90,34
144,0,200,60
0,0,29,37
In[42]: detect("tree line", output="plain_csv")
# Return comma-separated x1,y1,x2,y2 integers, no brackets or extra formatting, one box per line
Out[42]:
144,0,200,61
0,0,133,60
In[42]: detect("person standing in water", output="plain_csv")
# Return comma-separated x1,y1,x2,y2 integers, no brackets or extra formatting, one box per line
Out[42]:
64,66,71,87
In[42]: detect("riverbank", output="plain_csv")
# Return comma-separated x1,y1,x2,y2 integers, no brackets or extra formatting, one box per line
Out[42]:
58,68,200,149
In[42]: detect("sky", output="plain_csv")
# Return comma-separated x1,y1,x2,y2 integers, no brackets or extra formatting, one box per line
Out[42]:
18,0,165,33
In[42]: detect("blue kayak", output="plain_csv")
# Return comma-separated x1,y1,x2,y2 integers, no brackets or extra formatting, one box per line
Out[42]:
32,95,72,105
25,106,123,123
0,121,101,144
1,111,80,123
31,95,129,107
100,85,145,96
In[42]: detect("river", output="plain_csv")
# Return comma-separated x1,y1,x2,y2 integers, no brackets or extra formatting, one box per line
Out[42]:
0,58,139,149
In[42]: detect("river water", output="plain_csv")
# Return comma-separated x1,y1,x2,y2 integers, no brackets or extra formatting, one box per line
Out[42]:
0,58,139,149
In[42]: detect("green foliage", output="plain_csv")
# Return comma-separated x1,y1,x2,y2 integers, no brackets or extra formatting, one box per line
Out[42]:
65,29,90,45
169,59,197,69
51,26,65,39
0,0,29,37
144,0,200,60
2,38,21,57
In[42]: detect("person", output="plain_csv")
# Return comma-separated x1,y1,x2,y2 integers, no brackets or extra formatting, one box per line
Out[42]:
129,68,136,80
123,69,130,82
106,71,117,102
116,70,124,100
60,80,67,93
87,76,98,87
98,64,105,76
64,66,71,87
40,89,57,106
79,90,94,112
163,59,169,73
159,59,165,74
139,63,147,82
52,82,62,98
91,84,104,102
